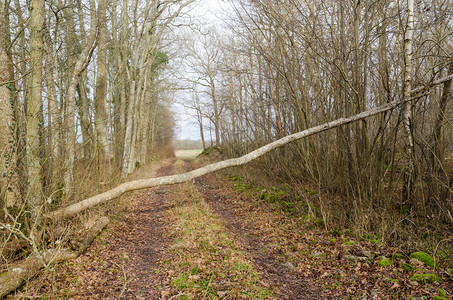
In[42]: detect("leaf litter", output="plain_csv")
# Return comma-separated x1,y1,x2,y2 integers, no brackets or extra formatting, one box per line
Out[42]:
16,159,453,299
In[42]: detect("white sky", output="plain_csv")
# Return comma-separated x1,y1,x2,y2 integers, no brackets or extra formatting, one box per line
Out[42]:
173,0,231,140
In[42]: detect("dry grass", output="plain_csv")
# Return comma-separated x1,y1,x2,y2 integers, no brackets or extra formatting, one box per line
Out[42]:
174,149,203,160
165,160,271,299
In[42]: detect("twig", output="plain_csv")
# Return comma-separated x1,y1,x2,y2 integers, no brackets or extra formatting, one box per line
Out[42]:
113,261,132,299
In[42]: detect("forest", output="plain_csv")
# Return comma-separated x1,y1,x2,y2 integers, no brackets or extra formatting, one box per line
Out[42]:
0,0,452,298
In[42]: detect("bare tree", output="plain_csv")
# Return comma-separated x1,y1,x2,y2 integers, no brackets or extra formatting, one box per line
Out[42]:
26,0,45,216
0,0,19,208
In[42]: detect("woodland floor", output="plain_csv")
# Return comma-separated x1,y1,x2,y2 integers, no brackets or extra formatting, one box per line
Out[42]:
14,158,453,299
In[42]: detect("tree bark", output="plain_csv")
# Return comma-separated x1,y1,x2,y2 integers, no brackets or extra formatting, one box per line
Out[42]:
0,0,20,207
430,62,453,173
121,78,136,178
26,0,45,215
95,0,113,163
402,0,416,200
63,0,97,194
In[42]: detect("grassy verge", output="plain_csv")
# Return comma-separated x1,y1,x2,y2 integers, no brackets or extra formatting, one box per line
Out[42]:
166,160,271,299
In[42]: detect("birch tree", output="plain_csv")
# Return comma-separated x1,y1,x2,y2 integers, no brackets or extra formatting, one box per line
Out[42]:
402,0,416,200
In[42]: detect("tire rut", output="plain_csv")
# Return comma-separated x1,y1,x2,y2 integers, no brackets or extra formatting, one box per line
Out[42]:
117,160,175,299
30,160,177,299
187,162,321,299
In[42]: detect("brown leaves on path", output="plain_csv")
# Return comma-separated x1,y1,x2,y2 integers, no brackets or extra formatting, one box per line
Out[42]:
191,163,453,299
15,159,453,299
19,160,177,299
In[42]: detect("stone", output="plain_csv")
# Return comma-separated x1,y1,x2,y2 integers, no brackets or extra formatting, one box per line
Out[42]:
356,250,374,259
410,252,435,267
378,256,392,267
282,262,296,270
344,255,367,261
311,251,323,257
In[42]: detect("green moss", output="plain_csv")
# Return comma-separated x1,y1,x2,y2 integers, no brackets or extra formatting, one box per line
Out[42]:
410,251,435,267
378,256,392,267
343,229,351,236
370,239,383,246
343,240,355,246
281,201,295,213
330,238,337,243
200,146,222,156
414,268,425,272
392,253,404,260
400,262,415,272
328,229,341,236
383,277,399,283
226,175,242,181
362,233,378,240
438,288,448,297
432,296,447,300
315,218,324,227
409,273,441,283
267,194,278,203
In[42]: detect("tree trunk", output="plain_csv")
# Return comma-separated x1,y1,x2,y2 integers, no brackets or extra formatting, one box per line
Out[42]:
0,0,20,207
76,79,93,159
63,0,97,194
44,18,61,190
26,0,45,216
95,0,113,163
431,62,453,173
402,0,416,200
121,78,136,178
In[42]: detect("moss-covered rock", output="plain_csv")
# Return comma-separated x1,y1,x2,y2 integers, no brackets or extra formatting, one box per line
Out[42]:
378,256,392,267
410,252,435,267
409,273,441,283
391,253,404,260
400,262,414,272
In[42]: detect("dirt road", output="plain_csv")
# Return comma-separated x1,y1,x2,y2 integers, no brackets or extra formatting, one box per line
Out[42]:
18,159,452,299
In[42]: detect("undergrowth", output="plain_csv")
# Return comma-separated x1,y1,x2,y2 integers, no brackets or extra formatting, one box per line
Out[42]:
224,170,453,271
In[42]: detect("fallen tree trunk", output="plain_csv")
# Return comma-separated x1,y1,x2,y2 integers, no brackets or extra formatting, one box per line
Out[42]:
49,74,453,219
0,217,109,298
48,97,410,218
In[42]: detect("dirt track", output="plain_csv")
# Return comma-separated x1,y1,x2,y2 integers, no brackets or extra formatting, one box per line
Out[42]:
18,159,453,299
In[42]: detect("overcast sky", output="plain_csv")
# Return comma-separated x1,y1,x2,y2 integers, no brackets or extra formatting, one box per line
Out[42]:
173,0,230,140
